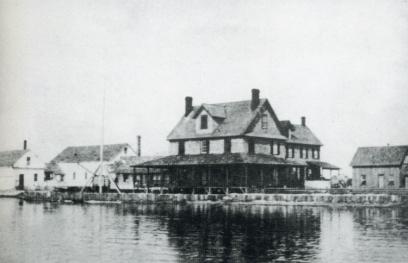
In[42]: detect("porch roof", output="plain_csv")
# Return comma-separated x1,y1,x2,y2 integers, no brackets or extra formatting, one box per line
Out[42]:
132,153,308,167
307,160,340,170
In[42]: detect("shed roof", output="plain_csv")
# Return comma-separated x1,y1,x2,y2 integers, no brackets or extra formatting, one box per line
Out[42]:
113,156,163,174
307,161,340,170
132,153,307,167
51,143,133,163
0,150,28,167
350,145,408,167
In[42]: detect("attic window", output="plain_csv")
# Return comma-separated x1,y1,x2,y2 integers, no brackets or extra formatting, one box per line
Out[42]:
201,140,210,154
261,114,268,129
27,157,30,165
201,115,208,129
124,147,128,154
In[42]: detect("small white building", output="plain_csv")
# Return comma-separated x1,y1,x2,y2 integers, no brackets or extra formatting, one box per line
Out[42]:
0,147,46,191
49,143,137,189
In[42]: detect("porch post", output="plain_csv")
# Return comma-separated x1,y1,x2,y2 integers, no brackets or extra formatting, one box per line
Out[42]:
147,167,150,193
260,166,264,192
226,165,229,194
192,166,195,194
133,166,136,193
245,164,248,193
160,168,164,194
208,164,211,186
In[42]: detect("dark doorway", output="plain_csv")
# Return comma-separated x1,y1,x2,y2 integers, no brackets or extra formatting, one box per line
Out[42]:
18,174,24,190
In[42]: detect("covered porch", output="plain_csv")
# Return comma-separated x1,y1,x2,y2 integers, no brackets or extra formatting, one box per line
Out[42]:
133,153,308,194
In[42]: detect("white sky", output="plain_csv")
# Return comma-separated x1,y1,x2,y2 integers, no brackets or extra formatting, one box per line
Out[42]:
1,0,407,176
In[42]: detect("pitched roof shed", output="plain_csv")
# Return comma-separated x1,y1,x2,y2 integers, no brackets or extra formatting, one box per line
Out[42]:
51,144,133,163
350,146,408,167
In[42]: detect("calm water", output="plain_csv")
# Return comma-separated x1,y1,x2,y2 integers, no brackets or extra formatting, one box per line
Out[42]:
1,199,408,263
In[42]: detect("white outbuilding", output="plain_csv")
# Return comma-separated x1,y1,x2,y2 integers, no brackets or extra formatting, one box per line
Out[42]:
0,144,46,191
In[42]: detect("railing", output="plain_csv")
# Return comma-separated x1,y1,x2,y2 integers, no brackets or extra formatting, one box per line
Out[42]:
264,188,408,195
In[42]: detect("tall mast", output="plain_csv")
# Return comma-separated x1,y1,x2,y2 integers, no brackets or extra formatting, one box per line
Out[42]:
99,78,106,194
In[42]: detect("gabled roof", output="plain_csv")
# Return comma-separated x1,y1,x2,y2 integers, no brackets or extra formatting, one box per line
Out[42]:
113,156,163,173
51,143,133,163
194,104,226,119
132,153,296,167
168,99,269,140
286,125,323,146
350,145,408,167
0,150,28,167
167,98,322,146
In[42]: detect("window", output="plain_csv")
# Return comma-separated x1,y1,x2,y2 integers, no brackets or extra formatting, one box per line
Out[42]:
27,157,30,165
287,145,294,158
73,172,76,180
313,147,320,159
224,139,231,153
124,147,127,154
201,115,208,129
248,139,255,154
178,141,185,155
388,175,395,187
271,141,280,155
34,174,37,182
201,140,210,154
261,114,268,129
123,174,129,182
301,147,307,159
85,172,87,180
45,174,51,181
360,175,366,188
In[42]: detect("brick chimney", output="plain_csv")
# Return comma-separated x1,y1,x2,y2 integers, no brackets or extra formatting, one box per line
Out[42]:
301,117,306,126
185,97,193,117
251,89,260,110
137,135,141,157
24,140,27,150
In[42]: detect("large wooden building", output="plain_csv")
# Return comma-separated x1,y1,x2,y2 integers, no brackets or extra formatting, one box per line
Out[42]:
134,89,339,193
350,145,408,189
47,143,137,189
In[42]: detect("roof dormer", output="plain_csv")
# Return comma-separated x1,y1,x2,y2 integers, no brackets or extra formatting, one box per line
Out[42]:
194,104,226,134
195,109,214,134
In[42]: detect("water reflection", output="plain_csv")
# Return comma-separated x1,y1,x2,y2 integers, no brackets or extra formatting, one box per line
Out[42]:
1,199,408,262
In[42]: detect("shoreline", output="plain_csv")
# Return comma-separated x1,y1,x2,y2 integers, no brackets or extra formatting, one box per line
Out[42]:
5,191,408,207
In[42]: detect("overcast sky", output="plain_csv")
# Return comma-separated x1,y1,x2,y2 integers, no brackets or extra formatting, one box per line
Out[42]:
1,0,407,175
